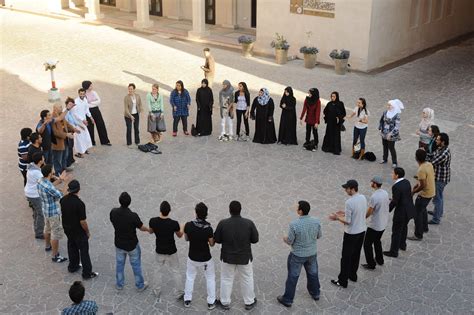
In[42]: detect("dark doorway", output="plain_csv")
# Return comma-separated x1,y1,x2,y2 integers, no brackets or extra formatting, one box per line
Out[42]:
251,0,257,28
150,0,163,16
99,0,116,5
205,0,215,25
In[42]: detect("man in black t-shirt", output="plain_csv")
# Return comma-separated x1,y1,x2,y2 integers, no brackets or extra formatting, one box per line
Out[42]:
183,202,216,310
110,192,150,291
27,133,43,163
60,180,98,279
148,201,184,299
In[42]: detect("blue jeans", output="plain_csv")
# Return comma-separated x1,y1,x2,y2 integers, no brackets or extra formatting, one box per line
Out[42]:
432,181,447,223
115,244,145,289
353,127,367,149
52,150,64,176
281,253,320,304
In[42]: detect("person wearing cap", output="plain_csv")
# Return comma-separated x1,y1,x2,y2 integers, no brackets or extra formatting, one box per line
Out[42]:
60,180,98,279
378,99,404,167
329,179,367,288
82,80,111,146
361,176,390,270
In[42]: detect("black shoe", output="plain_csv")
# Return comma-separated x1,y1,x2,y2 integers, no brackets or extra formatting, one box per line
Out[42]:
349,276,357,282
424,228,429,233
184,300,191,308
35,235,44,240
383,251,398,258
245,298,257,310
427,210,434,215
52,254,68,263
330,279,347,288
217,300,230,310
376,260,384,266
68,266,81,273
361,264,375,270
83,272,99,280
312,295,320,301
44,245,52,252
276,296,291,307
103,143,112,146
407,235,422,241
428,220,439,225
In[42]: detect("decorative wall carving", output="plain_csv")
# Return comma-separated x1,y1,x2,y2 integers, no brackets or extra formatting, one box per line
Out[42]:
290,0,335,18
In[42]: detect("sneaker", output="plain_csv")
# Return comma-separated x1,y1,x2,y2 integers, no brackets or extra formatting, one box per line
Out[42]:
116,285,124,291
428,220,439,225
244,298,257,310
392,164,398,168
137,282,148,292
184,300,191,308
276,296,291,307
218,135,225,141
217,300,230,310
407,235,422,241
153,289,161,298
52,254,68,263
208,301,217,310
379,160,387,164
82,272,99,280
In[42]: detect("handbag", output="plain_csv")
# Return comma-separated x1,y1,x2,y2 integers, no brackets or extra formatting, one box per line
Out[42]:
156,113,166,132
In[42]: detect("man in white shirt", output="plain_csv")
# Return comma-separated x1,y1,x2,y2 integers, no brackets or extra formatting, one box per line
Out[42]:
72,89,93,157
24,152,45,239
361,176,390,270
329,179,367,288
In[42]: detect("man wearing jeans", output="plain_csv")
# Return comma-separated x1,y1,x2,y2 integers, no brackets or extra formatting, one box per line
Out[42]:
214,201,259,311
110,192,150,291
24,152,45,239
277,201,321,307
427,133,451,225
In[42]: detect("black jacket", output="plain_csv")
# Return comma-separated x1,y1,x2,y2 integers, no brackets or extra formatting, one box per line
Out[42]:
234,91,251,109
389,179,415,222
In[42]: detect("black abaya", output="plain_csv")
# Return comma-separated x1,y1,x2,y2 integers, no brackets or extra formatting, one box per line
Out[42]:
251,98,277,144
322,101,346,154
277,95,298,145
195,87,214,136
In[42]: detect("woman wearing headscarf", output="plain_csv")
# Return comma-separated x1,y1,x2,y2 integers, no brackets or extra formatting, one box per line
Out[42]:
234,82,251,141
251,88,277,144
82,80,111,146
218,80,234,141
195,79,214,136
378,99,403,167
416,108,434,150
322,91,346,155
299,88,320,149
278,87,298,145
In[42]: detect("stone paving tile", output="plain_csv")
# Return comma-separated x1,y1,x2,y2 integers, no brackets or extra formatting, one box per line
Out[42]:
1,9,474,315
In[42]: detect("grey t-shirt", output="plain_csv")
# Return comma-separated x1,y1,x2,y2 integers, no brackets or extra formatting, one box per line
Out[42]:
344,193,367,234
367,189,390,231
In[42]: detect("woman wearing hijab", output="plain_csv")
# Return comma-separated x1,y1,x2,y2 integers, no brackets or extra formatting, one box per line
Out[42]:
277,87,298,145
251,88,277,144
416,108,434,150
322,91,346,155
378,99,403,167
234,82,251,141
299,88,321,150
82,80,111,146
218,80,234,141
195,79,214,136
170,80,191,136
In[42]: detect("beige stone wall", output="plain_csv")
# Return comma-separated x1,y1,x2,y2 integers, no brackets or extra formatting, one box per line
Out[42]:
366,0,474,70
236,0,252,29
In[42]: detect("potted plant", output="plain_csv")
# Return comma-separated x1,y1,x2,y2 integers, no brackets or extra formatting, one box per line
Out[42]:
329,49,350,75
238,35,256,57
270,33,290,64
300,31,318,69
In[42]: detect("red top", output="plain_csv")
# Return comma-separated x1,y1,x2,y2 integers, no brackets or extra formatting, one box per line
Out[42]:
300,99,321,125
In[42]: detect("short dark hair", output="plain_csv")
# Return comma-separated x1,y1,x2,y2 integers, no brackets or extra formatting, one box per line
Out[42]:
393,167,405,179
30,132,40,144
160,201,171,216
229,201,241,216
416,149,427,163
195,202,208,220
82,80,92,90
128,83,136,89
298,201,310,215
78,88,86,94
21,128,33,140
41,164,53,177
40,110,49,119
32,152,43,164
65,97,75,105
203,48,210,52
430,125,440,136
119,192,131,207
68,281,85,304
438,133,449,146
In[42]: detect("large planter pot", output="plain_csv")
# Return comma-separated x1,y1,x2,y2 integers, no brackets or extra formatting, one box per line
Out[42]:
241,43,254,57
334,58,349,75
303,53,317,69
275,49,288,64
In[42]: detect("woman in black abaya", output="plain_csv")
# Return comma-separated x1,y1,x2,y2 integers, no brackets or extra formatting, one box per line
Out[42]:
195,79,214,136
277,87,298,145
251,88,277,144
322,91,346,155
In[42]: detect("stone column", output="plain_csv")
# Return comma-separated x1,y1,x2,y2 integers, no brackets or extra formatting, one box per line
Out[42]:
219,0,237,29
133,0,153,29
188,0,210,38
85,0,104,20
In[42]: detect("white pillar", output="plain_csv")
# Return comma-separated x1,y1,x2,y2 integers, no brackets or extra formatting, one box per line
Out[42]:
133,0,153,29
85,0,104,20
49,0,69,12
188,0,210,38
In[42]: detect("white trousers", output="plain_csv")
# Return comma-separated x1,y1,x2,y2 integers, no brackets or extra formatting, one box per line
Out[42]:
152,253,183,296
220,116,233,136
184,258,215,304
220,261,255,305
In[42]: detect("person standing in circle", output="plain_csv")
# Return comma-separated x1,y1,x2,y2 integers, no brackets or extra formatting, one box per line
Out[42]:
234,82,251,141
82,81,111,146
146,83,165,143
322,91,346,155
250,88,277,144
346,98,369,159
124,83,142,148
299,88,320,150
378,99,403,167
170,80,191,137
416,108,434,150
195,79,214,136
278,87,298,145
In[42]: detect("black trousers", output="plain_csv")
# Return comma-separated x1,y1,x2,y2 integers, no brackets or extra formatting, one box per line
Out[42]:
87,107,110,145
125,114,140,145
67,235,93,277
21,170,27,187
389,218,408,255
414,196,431,239
338,231,365,286
236,109,249,136
382,139,397,164
173,116,188,133
66,138,75,167
305,124,318,144
363,228,385,267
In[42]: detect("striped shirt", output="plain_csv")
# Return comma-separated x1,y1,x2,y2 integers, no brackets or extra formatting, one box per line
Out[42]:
287,215,322,257
428,146,451,183
37,177,63,217
18,140,30,171
62,300,98,315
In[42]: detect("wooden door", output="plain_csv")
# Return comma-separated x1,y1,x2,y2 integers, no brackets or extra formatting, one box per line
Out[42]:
150,0,163,16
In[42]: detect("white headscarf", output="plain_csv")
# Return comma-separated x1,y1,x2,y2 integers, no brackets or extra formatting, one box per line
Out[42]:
257,88,270,106
419,107,434,130
386,99,404,119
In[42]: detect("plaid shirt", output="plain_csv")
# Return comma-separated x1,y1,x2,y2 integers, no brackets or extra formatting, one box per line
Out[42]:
62,300,98,315
37,177,63,217
170,89,191,117
287,215,322,257
428,146,451,183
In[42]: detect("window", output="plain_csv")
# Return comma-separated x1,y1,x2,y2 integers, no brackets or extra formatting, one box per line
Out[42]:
409,0,421,28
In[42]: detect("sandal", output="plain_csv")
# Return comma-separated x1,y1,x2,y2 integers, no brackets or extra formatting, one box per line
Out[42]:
75,153,84,158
